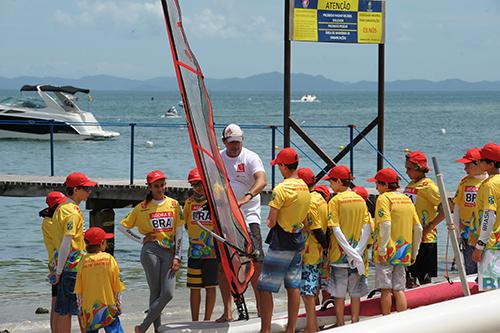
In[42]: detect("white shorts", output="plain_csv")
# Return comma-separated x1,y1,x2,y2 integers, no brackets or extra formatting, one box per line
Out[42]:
328,266,368,298
375,264,406,291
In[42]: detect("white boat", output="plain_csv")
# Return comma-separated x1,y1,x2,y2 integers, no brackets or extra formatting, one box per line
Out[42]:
300,94,317,102
0,85,119,140
163,105,180,118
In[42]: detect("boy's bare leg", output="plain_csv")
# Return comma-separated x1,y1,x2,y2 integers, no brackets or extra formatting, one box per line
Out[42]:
334,298,345,326
350,297,361,323
216,271,233,322
204,287,216,321
50,297,57,333
285,288,301,333
393,290,407,312
302,294,319,332
190,289,201,321
259,291,273,333
57,315,71,333
380,289,392,315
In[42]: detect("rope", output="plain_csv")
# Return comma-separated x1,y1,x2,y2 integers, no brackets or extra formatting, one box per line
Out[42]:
443,231,453,285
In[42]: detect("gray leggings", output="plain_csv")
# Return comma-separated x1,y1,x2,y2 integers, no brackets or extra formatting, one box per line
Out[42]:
139,242,176,332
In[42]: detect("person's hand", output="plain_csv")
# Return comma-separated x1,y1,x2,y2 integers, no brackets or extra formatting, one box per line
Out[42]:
170,258,181,272
266,219,276,228
422,224,433,238
143,233,156,244
411,257,417,265
237,196,251,207
51,273,61,285
378,254,387,264
472,248,483,263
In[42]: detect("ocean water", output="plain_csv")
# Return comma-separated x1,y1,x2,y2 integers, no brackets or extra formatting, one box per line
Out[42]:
0,89,499,331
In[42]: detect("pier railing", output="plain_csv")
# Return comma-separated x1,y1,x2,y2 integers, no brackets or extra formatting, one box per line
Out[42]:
0,120,395,186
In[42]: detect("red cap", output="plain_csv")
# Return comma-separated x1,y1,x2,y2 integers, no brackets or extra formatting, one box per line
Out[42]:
64,172,97,188
146,170,166,184
406,151,431,171
270,147,299,166
312,184,331,201
46,191,67,208
297,168,315,185
322,165,353,181
188,167,202,183
84,227,113,246
480,143,500,162
367,168,400,183
455,148,482,163
352,186,369,202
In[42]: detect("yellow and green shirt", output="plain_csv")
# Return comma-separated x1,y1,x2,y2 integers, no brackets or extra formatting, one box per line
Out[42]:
328,191,371,265
303,191,329,265
404,177,441,243
183,197,216,259
269,178,311,233
75,252,125,331
52,201,86,272
474,174,500,250
453,175,485,245
120,197,181,250
373,192,421,266
41,217,57,267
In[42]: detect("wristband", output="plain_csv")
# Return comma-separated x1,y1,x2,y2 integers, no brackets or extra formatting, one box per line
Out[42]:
475,240,486,251
244,192,254,199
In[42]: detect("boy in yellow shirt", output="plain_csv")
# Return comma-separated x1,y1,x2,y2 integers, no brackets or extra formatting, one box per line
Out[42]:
298,168,329,332
404,151,443,286
368,168,422,315
453,148,488,274
258,148,311,333
75,227,125,333
324,165,371,326
183,168,218,321
472,143,500,291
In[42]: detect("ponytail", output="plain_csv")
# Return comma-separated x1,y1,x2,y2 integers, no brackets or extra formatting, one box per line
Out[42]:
145,190,153,204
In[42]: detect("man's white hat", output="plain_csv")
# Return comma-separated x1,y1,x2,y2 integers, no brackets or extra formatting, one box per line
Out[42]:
222,124,243,142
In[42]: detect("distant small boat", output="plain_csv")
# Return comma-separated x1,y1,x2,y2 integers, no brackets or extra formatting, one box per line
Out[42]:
162,105,180,118
178,100,184,108
300,94,317,102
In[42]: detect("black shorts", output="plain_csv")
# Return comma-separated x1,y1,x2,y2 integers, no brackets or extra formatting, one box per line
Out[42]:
187,258,218,289
51,284,58,297
408,243,437,282
249,223,264,262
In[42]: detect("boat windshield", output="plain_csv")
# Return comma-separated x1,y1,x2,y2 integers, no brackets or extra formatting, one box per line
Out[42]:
0,96,46,109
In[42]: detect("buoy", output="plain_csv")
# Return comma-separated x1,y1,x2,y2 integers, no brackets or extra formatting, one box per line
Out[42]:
145,141,154,148
275,145,279,149
339,145,345,150
404,148,411,153
441,128,446,134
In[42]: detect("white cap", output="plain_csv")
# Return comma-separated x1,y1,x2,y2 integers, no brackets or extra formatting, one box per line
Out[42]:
222,124,243,142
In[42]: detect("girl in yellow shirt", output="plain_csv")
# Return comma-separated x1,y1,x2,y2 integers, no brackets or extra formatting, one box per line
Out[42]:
118,170,182,333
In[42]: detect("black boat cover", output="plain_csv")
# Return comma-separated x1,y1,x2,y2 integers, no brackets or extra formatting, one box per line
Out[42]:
20,85,90,95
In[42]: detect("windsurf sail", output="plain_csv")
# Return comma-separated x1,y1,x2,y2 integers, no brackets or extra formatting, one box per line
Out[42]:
160,0,255,319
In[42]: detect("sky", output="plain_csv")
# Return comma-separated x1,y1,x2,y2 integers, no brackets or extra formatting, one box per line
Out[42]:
1,0,499,82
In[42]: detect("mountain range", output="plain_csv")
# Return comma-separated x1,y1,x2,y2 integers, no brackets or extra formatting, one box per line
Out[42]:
1,72,499,92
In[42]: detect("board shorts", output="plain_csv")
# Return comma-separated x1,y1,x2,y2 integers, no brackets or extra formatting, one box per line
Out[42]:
87,316,124,333
257,248,302,293
300,264,321,296
249,223,264,262
328,266,368,298
55,271,78,316
375,263,406,291
463,244,478,275
408,243,437,283
187,257,218,289
51,284,58,297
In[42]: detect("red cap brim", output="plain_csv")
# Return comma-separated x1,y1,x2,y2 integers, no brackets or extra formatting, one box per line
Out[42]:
82,180,97,186
367,177,377,182
104,233,114,240
270,159,277,166
455,158,472,163
322,175,331,180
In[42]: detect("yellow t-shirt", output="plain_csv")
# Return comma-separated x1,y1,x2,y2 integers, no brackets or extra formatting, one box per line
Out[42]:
52,201,86,272
183,197,216,259
120,197,181,249
74,252,125,331
41,217,57,266
453,175,485,245
328,191,371,265
403,177,441,243
268,178,311,233
373,191,421,266
474,174,500,250
303,191,329,265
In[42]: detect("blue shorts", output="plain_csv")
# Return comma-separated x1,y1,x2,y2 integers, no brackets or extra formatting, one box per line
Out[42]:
55,271,78,316
300,264,321,296
257,248,302,293
87,317,124,333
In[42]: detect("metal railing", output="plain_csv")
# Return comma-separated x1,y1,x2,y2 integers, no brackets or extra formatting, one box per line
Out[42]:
0,119,368,186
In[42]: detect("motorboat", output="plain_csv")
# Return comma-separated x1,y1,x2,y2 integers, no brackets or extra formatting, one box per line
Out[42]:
0,85,120,140
163,105,180,118
300,94,317,102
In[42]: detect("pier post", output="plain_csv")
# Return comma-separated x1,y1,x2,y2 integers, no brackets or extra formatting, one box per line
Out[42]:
89,208,116,256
